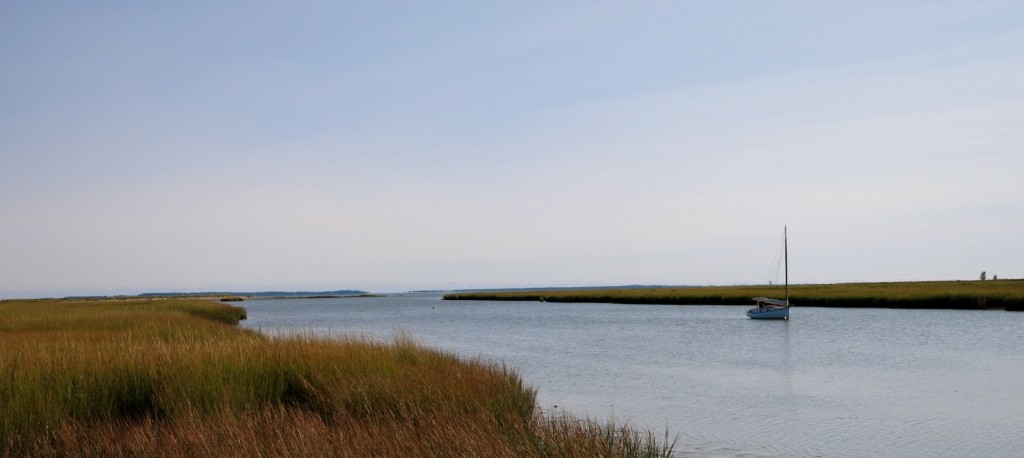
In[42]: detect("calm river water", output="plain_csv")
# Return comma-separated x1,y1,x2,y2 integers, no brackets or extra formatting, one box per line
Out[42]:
240,293,1024,457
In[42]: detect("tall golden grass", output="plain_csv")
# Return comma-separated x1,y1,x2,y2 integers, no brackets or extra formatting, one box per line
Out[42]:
445,280,1024,310
0,298,674,457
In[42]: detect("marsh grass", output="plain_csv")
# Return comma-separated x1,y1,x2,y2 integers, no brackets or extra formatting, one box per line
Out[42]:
445,280,1024,310
0,298,673,457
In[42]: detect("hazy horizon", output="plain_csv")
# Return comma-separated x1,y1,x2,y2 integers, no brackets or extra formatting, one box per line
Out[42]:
3,2,1022,299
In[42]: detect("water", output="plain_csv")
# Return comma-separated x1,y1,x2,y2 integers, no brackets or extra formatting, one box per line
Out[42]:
240,293,1024,457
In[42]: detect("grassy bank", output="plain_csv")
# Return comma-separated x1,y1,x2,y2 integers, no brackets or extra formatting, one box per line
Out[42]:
0,298,674,457
444,280,1024,310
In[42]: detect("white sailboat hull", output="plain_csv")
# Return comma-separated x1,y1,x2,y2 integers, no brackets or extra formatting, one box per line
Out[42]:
746,306,790,319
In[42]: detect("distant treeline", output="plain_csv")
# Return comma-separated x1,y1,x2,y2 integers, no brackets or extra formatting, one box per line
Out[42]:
64,290,366,300
140,290,367,298
445,280,1024,311
441,285,674,294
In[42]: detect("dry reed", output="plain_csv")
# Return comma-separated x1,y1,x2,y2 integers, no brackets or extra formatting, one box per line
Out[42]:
0,298,674,457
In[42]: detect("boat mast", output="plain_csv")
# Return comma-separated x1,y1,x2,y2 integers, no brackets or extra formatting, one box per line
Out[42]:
784,225,789,305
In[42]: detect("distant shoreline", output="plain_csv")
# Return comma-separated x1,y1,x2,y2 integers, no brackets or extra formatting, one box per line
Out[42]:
54,289,368,301
445,279,1024,311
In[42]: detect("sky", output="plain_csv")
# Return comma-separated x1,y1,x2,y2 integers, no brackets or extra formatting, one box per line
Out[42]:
2,1,1023,297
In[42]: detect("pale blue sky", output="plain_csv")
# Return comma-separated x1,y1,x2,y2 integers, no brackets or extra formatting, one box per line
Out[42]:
2,1,1022,297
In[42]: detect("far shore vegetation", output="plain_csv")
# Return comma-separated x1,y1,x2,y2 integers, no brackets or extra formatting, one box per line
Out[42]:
0,298,675,457
445,279,1024,311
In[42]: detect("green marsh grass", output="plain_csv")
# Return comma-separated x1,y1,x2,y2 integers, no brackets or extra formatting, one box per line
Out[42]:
444,280,1024,310
0,298,674,457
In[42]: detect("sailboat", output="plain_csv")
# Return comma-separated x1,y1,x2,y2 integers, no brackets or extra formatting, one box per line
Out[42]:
747,226,791,320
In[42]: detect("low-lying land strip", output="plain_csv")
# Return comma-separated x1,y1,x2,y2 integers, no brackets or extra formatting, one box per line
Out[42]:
66,289,367,301
0,298,674,457
445,280,1024,310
